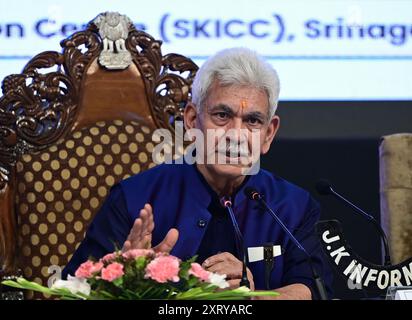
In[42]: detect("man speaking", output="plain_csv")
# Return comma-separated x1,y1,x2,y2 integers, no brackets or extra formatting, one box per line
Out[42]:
63,48,333,299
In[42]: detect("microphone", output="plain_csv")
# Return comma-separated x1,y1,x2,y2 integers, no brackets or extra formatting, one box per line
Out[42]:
244,187,328,300
315,179,391,266
220,197,250,288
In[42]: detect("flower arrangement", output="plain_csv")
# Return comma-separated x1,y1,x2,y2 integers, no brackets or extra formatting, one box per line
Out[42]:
2,249,278,300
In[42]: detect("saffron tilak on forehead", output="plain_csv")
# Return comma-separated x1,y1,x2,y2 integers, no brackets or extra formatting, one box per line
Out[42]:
241,100,247,110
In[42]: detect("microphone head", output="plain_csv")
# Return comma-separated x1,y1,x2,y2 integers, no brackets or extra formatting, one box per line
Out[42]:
220,197,232,208
315,179,333,195
244,187,261,200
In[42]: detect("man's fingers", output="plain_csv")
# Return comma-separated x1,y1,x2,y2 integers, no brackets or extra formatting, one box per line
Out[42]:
139,209,149,235
144,203,153,216
122,203,154,252
122,240,132,251
147,211,154,233
142,234,152,249
123,205,179,254
227,279,241,289
140,207,154,234
206,263,240,279
142,209,154,235
154,228,179,253
202,255,224,268
202,252,235,268
205,263,225,274
128,218,143,245
206,263,232,278
140,204,153,236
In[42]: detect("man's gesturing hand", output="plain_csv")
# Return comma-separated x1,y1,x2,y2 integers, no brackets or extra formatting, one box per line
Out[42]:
202,252,255,290
122,203,179,253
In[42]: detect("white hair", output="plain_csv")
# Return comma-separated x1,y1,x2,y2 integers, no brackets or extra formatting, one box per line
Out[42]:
191,47,280,118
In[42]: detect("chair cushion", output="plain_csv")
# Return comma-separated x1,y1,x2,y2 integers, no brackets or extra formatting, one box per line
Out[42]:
15,119,157,298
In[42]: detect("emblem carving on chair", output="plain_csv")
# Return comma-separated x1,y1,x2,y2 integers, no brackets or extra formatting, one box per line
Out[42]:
93,12,133,70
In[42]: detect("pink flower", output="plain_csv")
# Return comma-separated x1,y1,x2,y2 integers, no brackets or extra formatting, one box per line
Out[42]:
75,261,104,278
100,252,119,263
188,263,210,281
145,255,180,283
101,262,124,282
122,249,154,260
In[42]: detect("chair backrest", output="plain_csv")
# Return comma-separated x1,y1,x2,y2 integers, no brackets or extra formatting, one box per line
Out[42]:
0,12,198,297
379,133,412,264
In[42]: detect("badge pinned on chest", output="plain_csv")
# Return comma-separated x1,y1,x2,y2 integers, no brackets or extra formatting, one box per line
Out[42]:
247,244,282,262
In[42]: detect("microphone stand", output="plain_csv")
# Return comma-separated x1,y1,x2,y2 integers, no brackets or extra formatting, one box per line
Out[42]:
221,198,250,288
263,243,275,290
249,191,328,300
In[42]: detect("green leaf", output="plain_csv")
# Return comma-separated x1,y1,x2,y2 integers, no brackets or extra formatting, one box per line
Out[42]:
112,277,124,288
1,278,86,300
2,273,279,300
135,256,147,269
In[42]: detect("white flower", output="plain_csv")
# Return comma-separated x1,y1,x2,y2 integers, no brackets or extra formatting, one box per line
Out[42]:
51,275,91,296
208,273,229,289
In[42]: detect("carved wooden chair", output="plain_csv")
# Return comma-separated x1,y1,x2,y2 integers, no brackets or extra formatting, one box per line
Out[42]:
0,12,197,299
